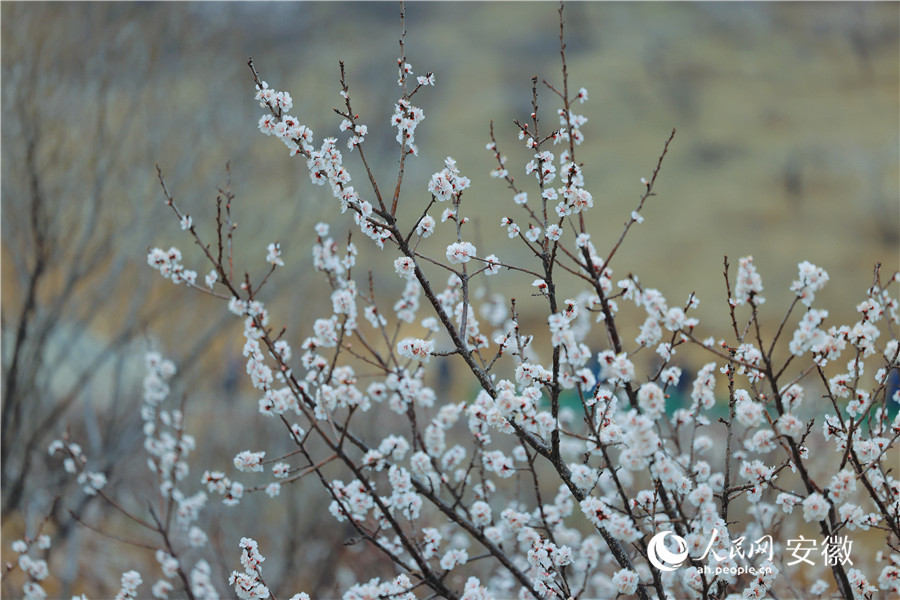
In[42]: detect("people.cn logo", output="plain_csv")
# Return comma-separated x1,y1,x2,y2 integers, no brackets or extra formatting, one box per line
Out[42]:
647,531,689,572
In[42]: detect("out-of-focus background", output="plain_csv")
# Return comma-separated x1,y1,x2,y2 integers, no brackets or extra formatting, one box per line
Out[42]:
2,2,897,597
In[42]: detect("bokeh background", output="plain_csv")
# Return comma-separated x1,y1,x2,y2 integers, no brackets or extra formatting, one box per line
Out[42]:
2,2,897,597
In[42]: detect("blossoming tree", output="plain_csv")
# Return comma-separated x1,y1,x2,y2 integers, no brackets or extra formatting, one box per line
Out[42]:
14,3,899,599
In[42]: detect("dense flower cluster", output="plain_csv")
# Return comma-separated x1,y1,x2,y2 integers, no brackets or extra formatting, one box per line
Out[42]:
229,538,270,600
146,246,197,286
115,571,143,600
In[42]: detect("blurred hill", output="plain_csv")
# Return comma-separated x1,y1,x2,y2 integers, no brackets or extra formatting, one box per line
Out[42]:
5,1,897,335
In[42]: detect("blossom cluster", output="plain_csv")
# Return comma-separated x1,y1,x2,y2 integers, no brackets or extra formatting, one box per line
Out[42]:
115,571,143,600
428,156,471,203
256,80,313,157
8,535,51,600
229,537,269,600
47,437,107,496
146,246,197,286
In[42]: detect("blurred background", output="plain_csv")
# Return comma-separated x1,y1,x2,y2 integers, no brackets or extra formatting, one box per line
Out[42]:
2,2,897,597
